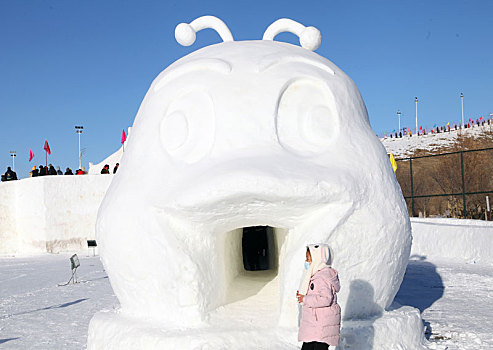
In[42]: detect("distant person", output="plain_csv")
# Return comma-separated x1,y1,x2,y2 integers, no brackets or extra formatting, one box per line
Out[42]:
1,174,5,182
101,164,110,174
31,166,39,177
399,131,402,138
113,163,119,174
56,166,63,175
65,168,74,175
76,167,86,175
48,164,57,175
38,165,47,176
3,167,17,181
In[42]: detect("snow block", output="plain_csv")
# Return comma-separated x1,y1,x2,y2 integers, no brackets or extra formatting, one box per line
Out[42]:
411,217,493,264
88,306,427,349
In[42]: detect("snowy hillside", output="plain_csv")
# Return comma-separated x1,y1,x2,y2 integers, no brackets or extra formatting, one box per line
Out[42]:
380,124,493,158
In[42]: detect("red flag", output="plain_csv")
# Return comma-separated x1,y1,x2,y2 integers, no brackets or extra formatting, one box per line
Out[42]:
121,129,127,144
420,126,422,130
44,140,51,155
480,116,483,120
29,149,34,162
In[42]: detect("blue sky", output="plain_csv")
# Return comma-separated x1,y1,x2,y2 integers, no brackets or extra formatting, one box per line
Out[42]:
1,0,492,178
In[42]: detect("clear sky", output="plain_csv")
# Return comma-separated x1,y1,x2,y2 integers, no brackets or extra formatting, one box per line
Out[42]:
1,0,492,178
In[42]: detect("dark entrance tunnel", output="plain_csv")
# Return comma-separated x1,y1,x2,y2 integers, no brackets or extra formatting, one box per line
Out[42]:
242,226,275,271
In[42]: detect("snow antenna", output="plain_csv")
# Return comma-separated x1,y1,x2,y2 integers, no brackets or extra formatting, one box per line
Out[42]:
175,16,234,47
263,18,321,51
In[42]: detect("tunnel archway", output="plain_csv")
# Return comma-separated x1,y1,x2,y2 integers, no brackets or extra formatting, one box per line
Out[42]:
216,226,288,312
242,226,274,271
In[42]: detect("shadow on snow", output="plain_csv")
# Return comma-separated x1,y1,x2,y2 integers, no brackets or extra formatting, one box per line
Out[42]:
0,298,89,320
393,255,445,339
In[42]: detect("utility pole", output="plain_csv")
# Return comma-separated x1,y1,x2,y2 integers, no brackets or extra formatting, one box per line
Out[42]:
75,126,84,170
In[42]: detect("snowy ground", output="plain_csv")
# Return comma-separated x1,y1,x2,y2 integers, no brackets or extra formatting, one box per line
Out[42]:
394,257,493,350
1,254,492,349
0,254,119,349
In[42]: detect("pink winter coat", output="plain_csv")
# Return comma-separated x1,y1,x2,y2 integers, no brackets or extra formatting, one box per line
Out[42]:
298,267,341,346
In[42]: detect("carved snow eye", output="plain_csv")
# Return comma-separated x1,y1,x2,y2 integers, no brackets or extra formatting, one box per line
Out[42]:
276,79,338,155
160,90,215,163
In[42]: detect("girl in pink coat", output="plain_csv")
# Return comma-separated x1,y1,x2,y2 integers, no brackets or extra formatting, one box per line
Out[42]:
297,244,341,350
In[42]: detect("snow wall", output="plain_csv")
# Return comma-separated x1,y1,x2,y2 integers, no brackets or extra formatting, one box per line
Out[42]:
0,175,112,255
2,178,490,265
410,217,493,264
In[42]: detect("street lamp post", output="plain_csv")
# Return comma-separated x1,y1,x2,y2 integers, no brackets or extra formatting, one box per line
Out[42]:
397,109,401,135
75,126,84,170
10,151,16,171
415,97,418,135
460,93,464,129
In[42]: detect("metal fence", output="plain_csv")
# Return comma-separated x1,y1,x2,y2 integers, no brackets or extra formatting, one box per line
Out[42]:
395,147,493,219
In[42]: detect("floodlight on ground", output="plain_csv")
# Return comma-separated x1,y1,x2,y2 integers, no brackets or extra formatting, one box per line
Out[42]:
58,254,80,286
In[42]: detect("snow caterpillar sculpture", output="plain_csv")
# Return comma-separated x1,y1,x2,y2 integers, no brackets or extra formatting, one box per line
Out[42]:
89,16,412,348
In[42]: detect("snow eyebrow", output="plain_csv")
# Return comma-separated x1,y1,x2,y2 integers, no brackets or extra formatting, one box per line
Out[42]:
258,55,335,76
154,58,232,92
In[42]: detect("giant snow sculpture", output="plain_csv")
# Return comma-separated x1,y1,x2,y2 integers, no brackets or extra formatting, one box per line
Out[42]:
88,16,422,349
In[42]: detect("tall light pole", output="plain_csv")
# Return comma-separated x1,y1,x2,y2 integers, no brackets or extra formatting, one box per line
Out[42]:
415,97,418,135
397,109,401,135
460,93,464,128
10,151,16,171
75,126,84,170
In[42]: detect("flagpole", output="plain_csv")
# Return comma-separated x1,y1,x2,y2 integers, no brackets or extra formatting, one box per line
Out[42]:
45,150,47,167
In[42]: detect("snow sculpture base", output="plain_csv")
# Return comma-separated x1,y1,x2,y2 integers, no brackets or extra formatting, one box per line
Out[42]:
88,306,427,349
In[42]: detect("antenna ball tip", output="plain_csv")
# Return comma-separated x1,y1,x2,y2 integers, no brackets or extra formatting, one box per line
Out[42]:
175,23,196,46
300,26,321,51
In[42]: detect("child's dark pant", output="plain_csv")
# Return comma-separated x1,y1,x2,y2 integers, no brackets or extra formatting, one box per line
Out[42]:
301,341,329,350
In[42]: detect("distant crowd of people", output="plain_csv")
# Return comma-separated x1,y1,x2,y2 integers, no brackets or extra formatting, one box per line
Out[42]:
100,163,119,174
1,162,121,182
385,117,492,139
27,164,87,177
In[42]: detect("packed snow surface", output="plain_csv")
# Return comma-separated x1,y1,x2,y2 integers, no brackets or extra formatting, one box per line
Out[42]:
1,253,492,349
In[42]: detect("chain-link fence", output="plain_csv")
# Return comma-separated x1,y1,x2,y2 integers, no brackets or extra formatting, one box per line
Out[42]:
395,147,493,219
